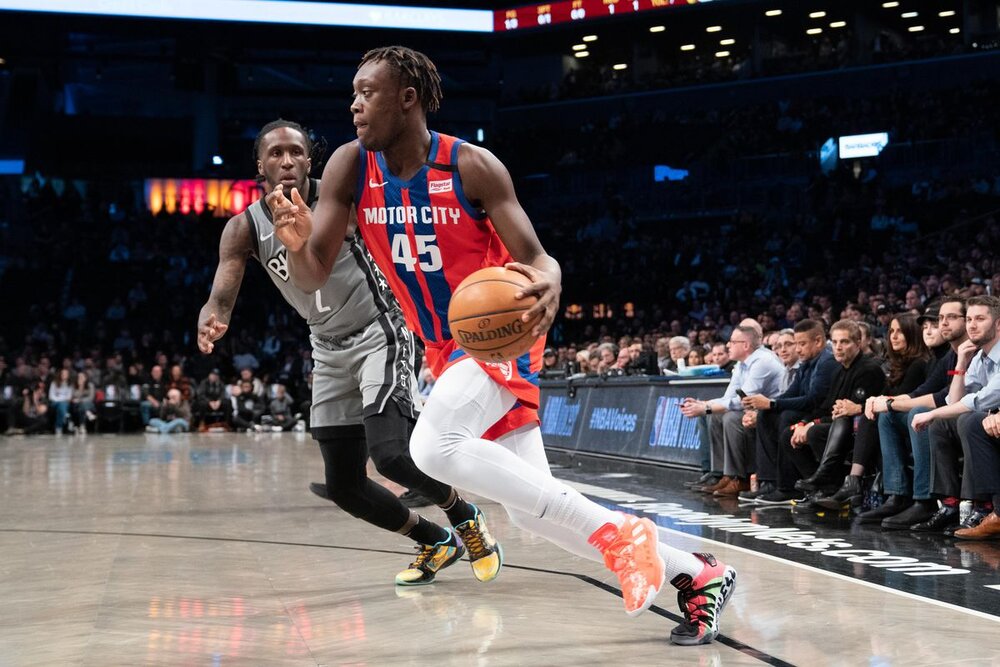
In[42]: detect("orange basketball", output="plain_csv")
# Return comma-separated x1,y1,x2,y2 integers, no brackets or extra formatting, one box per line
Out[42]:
448,267,540,363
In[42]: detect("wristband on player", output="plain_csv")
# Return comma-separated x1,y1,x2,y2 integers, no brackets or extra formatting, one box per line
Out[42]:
948,370,966,376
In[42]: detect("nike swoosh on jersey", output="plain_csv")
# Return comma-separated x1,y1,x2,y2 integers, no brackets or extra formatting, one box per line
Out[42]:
260,231,274,241
369,179,388,188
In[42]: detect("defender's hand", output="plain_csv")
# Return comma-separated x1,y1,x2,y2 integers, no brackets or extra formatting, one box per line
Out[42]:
197,313,228,354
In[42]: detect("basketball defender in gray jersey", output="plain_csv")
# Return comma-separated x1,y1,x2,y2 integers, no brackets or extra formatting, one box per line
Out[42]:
196,119,501,586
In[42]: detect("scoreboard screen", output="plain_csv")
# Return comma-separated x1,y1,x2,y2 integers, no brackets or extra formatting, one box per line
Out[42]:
495,0,710,32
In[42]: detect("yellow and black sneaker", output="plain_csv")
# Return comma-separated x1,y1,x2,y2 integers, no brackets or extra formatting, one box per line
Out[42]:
454,506,503,582
395,531,465,586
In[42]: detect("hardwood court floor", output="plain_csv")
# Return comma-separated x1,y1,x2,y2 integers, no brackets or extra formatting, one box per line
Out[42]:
1,432,999,666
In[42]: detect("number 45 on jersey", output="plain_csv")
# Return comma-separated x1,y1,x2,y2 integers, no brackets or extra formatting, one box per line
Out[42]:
392,234,442,273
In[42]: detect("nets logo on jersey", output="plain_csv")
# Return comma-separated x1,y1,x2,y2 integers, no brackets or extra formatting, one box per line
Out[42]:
267,250,289,282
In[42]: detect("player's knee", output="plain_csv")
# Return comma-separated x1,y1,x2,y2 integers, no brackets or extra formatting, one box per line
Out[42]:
409,421,449,478
324,482,370,519
504,507,535,532
370,445,409,482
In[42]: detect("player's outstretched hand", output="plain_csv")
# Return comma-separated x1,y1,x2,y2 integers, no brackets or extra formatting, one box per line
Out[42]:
197,312,229,354
506,261,561,337
272,185,312,253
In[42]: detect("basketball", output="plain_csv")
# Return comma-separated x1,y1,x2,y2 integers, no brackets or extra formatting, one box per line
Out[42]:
448,267,540,362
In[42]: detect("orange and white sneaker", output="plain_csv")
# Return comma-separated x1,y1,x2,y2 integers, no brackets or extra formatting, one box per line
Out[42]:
588,514,666,617
669,553,738,646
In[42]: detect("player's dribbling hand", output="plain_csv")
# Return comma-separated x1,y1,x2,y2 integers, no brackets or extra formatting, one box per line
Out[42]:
272,185,312,253
505,261,561,337
197,312,228,354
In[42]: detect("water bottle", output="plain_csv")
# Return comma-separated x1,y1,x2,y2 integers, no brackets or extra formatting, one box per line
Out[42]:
959,500,973,524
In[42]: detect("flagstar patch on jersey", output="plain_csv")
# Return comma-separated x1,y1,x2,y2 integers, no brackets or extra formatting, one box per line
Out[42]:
428,179,453,194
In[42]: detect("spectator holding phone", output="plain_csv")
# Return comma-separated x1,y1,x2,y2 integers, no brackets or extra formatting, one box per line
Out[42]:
679,324,786,496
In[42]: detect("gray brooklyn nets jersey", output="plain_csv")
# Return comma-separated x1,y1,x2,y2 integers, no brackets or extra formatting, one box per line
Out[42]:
246,180,389,337
245,179,420,424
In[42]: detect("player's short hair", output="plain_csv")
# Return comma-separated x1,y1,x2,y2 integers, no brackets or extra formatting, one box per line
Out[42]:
360,46,443,113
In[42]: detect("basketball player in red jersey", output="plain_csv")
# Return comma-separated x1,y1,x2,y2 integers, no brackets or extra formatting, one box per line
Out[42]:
274,46,737,645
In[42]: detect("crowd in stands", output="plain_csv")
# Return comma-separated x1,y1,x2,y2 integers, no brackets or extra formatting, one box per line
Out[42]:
512,27,966,104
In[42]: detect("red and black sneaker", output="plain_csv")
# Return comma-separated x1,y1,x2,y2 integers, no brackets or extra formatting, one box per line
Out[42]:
669,553,737,646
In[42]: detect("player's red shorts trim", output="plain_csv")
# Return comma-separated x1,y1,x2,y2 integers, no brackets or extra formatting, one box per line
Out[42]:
424,336,545,440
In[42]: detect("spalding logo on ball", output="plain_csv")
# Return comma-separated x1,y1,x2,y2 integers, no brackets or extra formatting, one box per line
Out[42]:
447,267,541,363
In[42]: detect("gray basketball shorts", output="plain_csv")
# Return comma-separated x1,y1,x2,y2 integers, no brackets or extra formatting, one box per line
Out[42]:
309,311,420,429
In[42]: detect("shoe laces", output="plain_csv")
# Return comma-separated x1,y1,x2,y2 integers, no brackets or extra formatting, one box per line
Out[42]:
457,521,490,560
601,536,636,573
677,584,717,629
409,543,437,570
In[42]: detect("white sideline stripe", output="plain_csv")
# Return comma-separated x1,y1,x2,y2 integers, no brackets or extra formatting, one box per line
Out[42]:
560,478,1000,625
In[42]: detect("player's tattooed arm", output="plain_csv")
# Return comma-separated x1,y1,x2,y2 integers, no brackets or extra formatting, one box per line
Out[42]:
279,141,358,293
458,143,562,337
197,213,251,354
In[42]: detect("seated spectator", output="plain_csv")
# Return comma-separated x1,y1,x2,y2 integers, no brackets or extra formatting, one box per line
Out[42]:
813,314,928,511
195,368,229,431
707,342,737,373
70,371,97,434
17,381,50,434
909,295,1000,534
237,367,266,398
785,320,886,503
47,368,73,434
740,319,838,503
146,388,191,434
230,380,264,432
263,384,297,432
540,348,561,378
418,366,435,397
167,363,193,402
140,365,166,425
624,341,658,375
655,337,672,374
663,336,691,373
773,328,801,392
680,325,786,496
953,408,1000,539
854,300,958,524
687,347,707,367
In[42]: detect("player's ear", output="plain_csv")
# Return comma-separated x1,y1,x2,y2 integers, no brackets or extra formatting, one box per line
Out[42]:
400,86,418,110
257,160,264,177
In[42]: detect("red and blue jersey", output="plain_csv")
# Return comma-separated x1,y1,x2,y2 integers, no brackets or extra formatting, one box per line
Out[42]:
354,131,543,434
